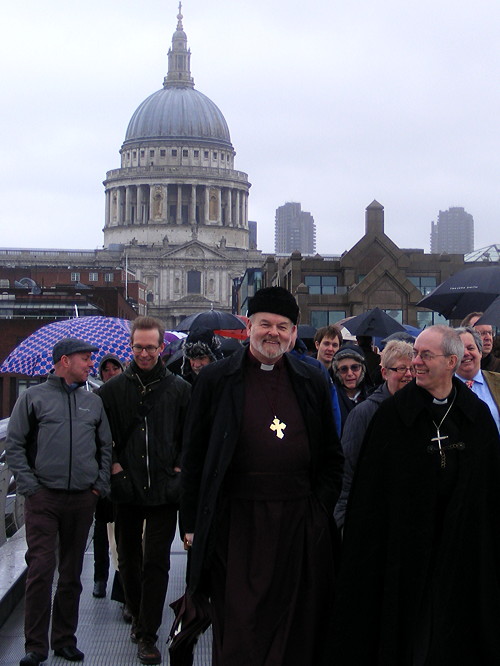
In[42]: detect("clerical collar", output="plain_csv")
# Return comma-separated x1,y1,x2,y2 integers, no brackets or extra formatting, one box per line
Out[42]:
417,382,455,406
246,349,284,371
430,386,456,405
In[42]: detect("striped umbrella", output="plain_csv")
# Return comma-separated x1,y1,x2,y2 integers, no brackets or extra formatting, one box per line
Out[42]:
0,316,185,376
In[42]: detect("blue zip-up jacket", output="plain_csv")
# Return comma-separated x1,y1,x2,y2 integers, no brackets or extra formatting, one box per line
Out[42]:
6,373,112,497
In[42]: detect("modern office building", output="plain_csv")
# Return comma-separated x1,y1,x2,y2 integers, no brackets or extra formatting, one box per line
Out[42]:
275,202,316,255
430,206,474,254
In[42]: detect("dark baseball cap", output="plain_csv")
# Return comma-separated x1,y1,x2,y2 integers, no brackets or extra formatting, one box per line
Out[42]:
52,338,99,364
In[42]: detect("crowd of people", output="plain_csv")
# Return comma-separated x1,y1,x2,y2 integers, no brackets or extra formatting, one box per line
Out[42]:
5,289,500,666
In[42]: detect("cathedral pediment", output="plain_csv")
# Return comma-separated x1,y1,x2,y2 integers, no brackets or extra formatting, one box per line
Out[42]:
160,240,228,260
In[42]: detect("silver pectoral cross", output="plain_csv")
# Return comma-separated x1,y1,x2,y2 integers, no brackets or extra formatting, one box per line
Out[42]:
270,417,286,439
431,429,449,469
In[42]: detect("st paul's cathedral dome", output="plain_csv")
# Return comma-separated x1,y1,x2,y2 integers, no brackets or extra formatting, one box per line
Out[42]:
102,4,259,328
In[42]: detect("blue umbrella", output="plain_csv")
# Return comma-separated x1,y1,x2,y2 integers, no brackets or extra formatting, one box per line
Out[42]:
0,316,135,376
1,317,188,376
0,317,184,376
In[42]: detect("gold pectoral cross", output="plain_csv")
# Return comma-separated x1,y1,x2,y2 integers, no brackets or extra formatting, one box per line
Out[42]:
270,417,286,439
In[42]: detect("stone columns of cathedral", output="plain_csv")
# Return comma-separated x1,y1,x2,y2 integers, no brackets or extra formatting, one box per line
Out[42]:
104,183,248,229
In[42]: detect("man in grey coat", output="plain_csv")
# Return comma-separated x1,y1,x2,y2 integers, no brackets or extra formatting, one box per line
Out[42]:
6,338,112,666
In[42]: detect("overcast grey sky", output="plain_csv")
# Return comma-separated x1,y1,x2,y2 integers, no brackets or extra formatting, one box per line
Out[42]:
2,0,499,255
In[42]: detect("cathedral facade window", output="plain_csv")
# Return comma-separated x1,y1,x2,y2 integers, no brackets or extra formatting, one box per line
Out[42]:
187,270,201,294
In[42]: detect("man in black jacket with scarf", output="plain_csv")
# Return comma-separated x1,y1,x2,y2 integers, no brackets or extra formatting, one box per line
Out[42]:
98,316,190,665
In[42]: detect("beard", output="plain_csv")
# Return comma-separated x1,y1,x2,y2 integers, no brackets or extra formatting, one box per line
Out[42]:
251,337,289,363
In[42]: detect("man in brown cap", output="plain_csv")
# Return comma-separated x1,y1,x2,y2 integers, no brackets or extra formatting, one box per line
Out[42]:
181,286,343,665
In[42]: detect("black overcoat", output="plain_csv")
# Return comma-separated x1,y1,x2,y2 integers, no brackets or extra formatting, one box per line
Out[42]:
181,348,344,593
331,377,500,666
98,362,191,506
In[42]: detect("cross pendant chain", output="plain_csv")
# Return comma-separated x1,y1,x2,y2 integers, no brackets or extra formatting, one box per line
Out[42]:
431,429,448,469
270,417,286,439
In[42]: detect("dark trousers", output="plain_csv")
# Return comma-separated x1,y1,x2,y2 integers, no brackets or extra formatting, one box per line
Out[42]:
24,487,97,657
115,503,177,643
93,518,110,583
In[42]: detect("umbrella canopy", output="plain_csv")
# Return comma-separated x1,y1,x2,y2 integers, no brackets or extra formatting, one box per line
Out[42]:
168,590,212,666
474,296,500,326
417,266,500,319
0,317,184,376
403,324,423,337
176,310,246,332
343,308,406,338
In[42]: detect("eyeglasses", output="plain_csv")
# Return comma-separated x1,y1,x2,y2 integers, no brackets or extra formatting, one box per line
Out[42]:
131,345,159,354
411,351,448,362
338,363,362,374
478,330,493,337
387,366,416,375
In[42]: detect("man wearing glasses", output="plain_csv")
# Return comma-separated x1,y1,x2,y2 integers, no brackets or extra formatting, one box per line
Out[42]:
98,316,190,665
331,325,500,664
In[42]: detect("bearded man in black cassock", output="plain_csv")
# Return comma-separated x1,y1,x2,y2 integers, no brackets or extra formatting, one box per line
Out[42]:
181,287,343,666
331,325,500,666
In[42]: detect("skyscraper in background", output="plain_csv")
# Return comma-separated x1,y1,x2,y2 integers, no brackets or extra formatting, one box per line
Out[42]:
275,202,316,254
430,206,474,254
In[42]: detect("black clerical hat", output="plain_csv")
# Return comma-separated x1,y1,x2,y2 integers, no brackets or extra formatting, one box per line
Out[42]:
247,287,299,324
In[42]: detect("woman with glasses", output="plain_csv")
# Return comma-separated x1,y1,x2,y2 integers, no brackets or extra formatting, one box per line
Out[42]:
332,344,372,433
334,340,414,529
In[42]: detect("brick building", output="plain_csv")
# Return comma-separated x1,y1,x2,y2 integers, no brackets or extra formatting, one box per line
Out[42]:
243,201,474,328
0,260,146,418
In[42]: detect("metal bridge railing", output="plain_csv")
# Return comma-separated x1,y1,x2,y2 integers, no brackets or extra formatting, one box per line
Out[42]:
0,418,25,547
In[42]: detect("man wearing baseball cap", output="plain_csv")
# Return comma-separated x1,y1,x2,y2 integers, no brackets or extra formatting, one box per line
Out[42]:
6,338,112,665
181,287,343,665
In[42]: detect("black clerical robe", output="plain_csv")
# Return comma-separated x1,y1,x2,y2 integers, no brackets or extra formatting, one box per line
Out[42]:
331,378,500,666
181,348,343,665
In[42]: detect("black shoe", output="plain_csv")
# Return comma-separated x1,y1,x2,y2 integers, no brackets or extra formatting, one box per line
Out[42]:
122,604,133,623
130,624,138,644
92,581,106,598
53,646,84,661
137,640,161,665
20,653,46,666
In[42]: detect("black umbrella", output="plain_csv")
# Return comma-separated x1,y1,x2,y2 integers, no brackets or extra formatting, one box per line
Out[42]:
417,266,500,320
167,590,212,666
474,296,500,326
343,308,406,338
176,310,246,332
